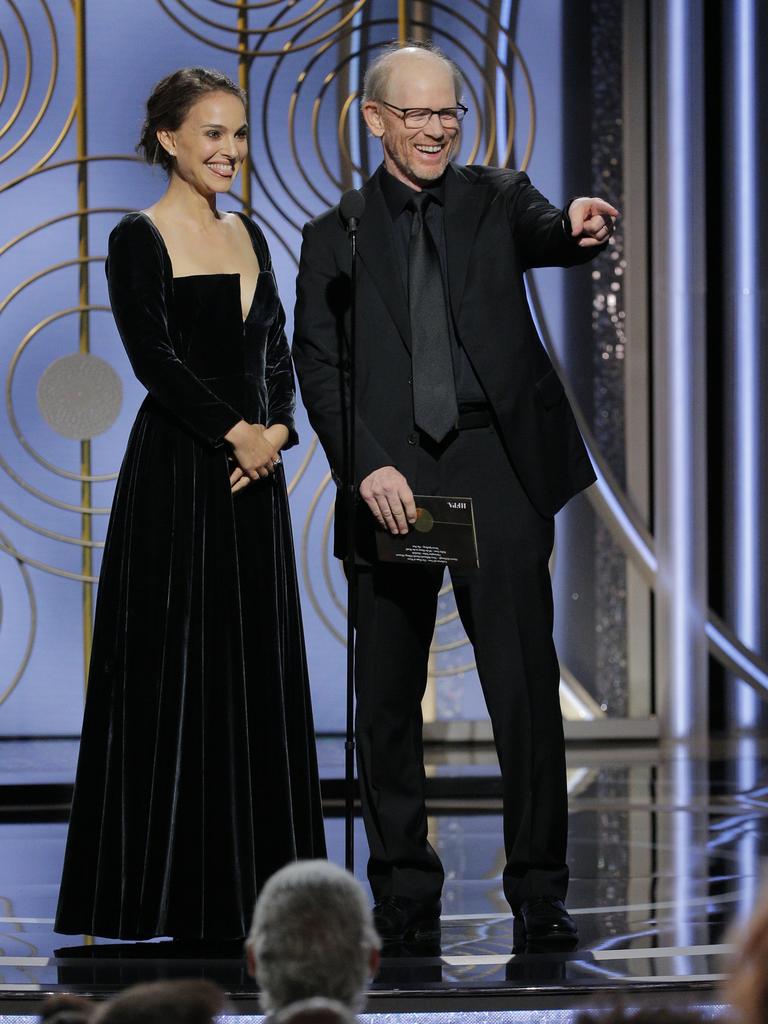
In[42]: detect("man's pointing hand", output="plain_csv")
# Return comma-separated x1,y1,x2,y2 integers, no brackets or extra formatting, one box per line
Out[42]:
568,197,620,247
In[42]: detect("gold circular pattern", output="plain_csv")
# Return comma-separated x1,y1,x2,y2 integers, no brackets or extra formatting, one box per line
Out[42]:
300,470,345,645
0,198,140,602
0,0,75,172
4,270,122,480
155,0,369,58
3,305,115,508
0,527,37,706
0,0,681,722
298,469,474,678
257,11,536,688
248,9,534,244
0,24,11,108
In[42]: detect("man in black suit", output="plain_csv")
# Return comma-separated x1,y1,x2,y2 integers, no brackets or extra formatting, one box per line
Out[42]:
293,42,617,947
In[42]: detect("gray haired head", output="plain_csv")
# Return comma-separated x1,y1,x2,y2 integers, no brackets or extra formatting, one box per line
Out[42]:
247,860,380,1014
361,40,464,107
272,997,358,1024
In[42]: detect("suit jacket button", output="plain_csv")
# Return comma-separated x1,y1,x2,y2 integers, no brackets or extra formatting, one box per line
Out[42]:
408,431,418,445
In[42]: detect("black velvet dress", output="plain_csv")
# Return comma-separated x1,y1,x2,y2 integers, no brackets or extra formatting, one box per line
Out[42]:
55,212,326,941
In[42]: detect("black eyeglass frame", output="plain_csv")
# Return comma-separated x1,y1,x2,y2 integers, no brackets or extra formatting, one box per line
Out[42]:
378,100,469,127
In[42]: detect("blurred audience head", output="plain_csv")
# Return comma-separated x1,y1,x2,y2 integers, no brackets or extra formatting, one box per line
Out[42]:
94,979,226,1024
575,1009,705,1024
272,997,358,1024
40,995,95,1024
727,881,768,1024
247,859,380,1013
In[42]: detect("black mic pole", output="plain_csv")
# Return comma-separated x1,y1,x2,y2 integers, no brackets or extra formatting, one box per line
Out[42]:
339,189,365,873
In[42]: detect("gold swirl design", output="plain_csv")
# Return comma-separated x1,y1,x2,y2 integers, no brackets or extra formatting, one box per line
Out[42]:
0,537,98,584
154,0,370,58
301,471,345,644
0,29,10,108
4,262,119,483
0,207,133,563
297,467,474,679
2,306,113,515
0,197,135,603
245,6,534,253
0,0,673,719
268,14,533,683
0,527,37,706
0,0,75,173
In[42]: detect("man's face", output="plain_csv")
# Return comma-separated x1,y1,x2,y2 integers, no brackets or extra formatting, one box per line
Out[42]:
363,52,461,190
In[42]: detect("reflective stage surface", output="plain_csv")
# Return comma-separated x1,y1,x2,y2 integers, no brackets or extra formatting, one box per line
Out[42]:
0,736,764,1015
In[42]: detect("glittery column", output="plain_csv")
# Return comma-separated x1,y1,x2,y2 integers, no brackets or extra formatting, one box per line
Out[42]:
590,0,628,716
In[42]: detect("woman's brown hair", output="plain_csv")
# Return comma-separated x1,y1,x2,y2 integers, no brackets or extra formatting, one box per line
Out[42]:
137,66,245,174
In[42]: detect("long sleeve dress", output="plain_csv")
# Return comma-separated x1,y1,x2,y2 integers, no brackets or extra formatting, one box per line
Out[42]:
54,211,326,941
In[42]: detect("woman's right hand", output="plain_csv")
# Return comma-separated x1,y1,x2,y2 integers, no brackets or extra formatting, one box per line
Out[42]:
225,420,279,480
229,465,251,495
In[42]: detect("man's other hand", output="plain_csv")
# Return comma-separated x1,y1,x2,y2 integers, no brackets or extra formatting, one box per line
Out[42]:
359,466,417,535
568,197,620,247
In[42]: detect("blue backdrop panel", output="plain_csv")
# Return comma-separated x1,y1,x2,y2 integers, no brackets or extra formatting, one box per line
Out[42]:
0,0,578,736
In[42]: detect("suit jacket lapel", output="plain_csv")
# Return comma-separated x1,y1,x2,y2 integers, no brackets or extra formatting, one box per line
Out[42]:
357,171,411,351
444,164,491,321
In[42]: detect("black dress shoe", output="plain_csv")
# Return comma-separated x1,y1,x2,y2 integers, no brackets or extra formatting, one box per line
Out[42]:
517,897,578,948
373,896,441,944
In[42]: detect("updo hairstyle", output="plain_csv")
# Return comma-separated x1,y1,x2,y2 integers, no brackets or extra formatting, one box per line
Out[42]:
137,67,246,174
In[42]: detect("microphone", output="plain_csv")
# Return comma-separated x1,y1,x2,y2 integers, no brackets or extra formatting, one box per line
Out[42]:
340,189,365,234
337,189,364,874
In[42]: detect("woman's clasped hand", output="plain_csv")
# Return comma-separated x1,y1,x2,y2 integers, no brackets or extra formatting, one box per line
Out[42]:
226,420,288,492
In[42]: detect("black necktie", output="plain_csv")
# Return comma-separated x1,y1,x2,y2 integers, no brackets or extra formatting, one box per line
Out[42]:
408,192,458,443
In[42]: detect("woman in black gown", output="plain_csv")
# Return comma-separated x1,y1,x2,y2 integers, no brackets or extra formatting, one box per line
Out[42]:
55,67,326,941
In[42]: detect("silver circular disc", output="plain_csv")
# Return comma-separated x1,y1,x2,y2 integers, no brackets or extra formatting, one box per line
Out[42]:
36,353,123,440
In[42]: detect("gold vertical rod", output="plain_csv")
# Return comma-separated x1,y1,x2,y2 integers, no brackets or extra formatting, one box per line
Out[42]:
337,7,353,190
237,0,252,215
76,0,94,947
75,0,92,695
398,0,408,43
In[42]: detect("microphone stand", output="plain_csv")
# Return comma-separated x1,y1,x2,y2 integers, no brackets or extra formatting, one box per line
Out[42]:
343,214,359,873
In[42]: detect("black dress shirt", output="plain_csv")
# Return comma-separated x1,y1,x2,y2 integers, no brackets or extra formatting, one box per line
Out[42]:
379,168,487,408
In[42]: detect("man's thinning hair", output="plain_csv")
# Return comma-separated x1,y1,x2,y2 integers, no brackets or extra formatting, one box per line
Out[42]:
248,860,379,1014
361,40,464,106
273,997,357,1024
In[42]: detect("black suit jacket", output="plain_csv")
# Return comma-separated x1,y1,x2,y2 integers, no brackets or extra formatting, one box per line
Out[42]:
293,163,598,558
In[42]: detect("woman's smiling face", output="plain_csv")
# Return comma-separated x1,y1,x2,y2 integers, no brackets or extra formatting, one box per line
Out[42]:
158,90,248,194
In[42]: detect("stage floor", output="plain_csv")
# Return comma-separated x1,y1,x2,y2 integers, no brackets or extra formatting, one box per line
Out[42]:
0,735,764,1016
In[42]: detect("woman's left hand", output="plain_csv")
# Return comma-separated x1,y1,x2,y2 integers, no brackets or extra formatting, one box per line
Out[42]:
230,423,288,494
263,423,290,451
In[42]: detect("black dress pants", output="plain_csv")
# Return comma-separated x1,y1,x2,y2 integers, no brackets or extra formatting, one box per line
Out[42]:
354,421,569,912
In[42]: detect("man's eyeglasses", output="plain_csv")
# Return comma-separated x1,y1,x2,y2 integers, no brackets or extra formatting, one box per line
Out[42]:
379,101,469,129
